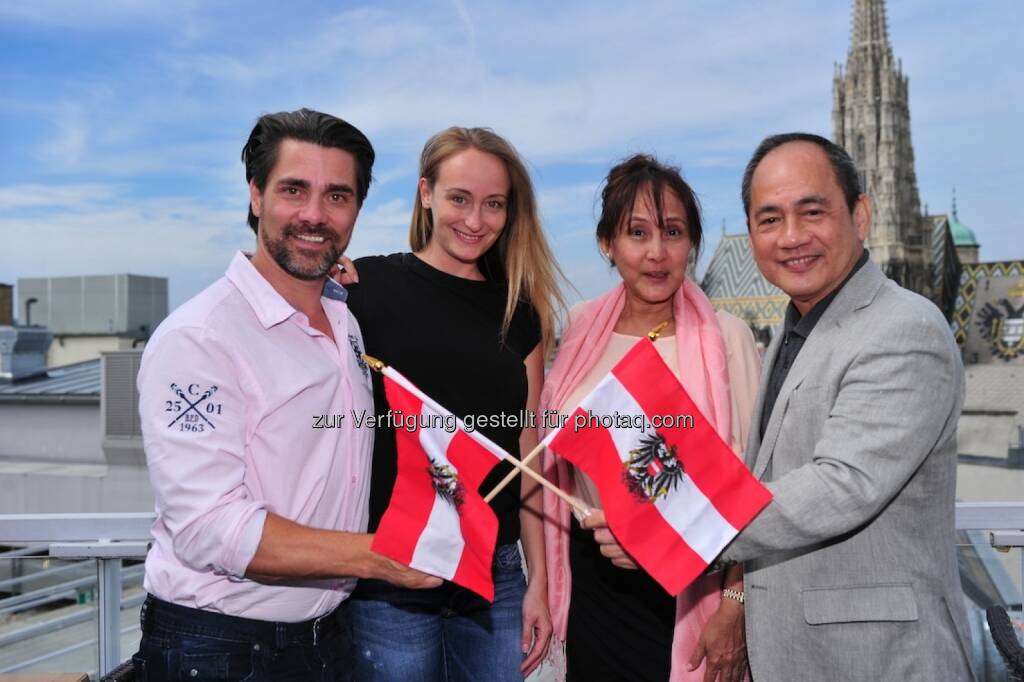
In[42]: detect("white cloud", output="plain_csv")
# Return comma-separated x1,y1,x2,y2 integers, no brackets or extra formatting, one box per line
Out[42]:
41,120,87,166
0,191,248,308
537,183,600,221
0,183,120,211
2,0,1021,312
346,198,412,259
560,254,620,306
99,1,844,167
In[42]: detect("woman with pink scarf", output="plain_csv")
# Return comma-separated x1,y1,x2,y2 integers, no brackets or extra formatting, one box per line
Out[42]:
541,155,761,682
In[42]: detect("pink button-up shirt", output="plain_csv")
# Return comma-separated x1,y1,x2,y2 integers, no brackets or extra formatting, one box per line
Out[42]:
138,252,373,622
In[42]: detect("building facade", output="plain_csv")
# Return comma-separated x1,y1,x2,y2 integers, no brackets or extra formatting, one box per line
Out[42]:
0,284,11,326
16,274,168,367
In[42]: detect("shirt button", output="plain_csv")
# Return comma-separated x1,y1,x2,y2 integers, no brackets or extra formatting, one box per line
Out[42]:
189,669,199,677
253,643,261,651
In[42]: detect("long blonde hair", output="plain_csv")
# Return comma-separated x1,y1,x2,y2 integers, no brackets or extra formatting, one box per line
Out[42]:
410,127,565,356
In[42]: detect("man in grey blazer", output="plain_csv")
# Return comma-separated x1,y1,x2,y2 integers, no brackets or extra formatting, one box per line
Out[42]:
715,133,975,680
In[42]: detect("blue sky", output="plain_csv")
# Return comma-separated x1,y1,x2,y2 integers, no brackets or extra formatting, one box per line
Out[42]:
2,1,1022,312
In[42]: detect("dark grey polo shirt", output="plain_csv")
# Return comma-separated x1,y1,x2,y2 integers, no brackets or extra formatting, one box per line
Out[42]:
758,249,870,443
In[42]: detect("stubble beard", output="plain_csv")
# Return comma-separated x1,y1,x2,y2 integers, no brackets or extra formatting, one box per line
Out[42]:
261,223,343,281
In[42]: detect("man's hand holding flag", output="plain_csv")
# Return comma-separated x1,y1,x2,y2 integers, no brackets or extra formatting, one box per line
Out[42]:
366,329,770,601
364,355,584,602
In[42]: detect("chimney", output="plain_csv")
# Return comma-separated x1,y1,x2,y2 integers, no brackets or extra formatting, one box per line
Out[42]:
0,326,53,382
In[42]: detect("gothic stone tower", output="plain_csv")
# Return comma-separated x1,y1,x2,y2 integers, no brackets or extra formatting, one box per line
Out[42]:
833,0,930,295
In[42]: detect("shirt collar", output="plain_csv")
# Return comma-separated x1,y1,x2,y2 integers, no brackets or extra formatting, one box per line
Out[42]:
784,248,870,339
225,251,348,330
322,277,348,303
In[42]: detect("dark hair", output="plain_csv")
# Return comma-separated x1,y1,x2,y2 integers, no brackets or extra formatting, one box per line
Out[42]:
241,108,375,233
596,154,703,262
741,132,861,218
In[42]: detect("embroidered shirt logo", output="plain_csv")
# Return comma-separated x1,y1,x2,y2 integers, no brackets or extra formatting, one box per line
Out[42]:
165,383,222,433
348,334,370,380
623,432,686,502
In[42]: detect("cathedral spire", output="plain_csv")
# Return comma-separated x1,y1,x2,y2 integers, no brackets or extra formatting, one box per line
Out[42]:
850,0,892,57
833,0,928,295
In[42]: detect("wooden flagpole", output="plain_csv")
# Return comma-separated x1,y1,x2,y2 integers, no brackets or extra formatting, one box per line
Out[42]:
483,440,544,503
363,355,588,514
483,320,669,507
495,449,587,514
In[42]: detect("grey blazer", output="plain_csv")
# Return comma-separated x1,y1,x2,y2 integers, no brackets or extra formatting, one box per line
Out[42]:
722,260,975,681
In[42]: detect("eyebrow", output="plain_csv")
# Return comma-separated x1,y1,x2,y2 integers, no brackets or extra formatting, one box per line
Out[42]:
753,194,830,219
626,214,687,232
276,178,354,195
795,194,829,208
446,186,507,199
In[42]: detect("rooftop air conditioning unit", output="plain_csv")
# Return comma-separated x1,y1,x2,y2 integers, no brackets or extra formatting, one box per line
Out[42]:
0,325,52,381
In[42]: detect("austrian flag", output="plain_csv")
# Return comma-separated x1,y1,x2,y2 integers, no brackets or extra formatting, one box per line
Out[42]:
371,366,507,601
544,338,772,596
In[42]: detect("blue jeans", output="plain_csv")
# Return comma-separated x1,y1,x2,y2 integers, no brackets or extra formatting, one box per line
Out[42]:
349,543,527,681
132,595,354,681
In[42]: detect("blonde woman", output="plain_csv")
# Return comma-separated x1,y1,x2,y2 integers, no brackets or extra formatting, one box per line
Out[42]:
345,127,564,680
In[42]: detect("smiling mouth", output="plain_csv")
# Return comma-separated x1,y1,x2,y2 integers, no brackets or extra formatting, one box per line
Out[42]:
453,228,484,244
643,271,670,280
781,255,819,269
284,224,336,248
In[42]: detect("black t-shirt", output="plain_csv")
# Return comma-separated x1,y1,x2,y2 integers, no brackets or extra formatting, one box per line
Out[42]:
346,253,541,545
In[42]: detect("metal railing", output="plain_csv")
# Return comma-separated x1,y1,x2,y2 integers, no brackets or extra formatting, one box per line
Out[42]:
0,505,1021,679
958,502,1024,600
0,513,152,677
0,563,143,616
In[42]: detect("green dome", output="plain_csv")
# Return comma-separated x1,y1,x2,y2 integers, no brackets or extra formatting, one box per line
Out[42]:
949,191,978,247
949,215,978,247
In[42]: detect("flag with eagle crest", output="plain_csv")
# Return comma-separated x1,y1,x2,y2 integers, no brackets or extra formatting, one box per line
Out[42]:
371,366,507,601
543,337,772,595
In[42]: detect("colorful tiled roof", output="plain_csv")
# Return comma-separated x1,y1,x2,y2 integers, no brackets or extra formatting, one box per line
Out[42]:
953,261,1024,365
701,234,789,327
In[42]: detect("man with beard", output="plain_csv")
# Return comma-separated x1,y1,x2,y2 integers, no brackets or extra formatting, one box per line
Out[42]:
133,109,439,681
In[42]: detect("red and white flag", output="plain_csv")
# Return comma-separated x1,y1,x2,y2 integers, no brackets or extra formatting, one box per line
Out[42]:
544,337,772,595
371,366,507,602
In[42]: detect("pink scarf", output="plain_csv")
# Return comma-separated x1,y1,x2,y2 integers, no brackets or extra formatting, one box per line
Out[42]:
540,280,733,681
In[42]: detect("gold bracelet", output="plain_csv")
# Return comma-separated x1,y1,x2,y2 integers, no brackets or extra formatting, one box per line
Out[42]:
722,588,746,604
